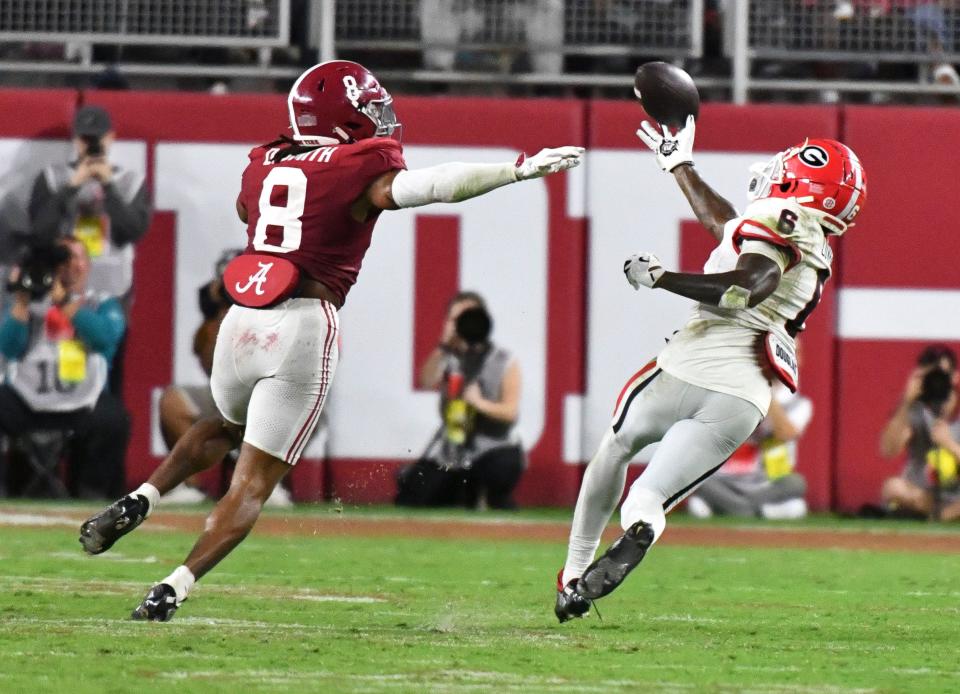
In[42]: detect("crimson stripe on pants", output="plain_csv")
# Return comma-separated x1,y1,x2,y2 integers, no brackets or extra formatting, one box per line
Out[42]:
285,302,337,464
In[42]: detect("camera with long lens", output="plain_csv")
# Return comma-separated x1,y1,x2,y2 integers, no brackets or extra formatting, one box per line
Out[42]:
455,306,492,347
82,134,104,158
920,367,954,416
6,244,72,301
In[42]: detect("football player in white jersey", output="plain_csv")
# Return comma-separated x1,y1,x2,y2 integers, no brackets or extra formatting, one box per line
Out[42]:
555,115,867,622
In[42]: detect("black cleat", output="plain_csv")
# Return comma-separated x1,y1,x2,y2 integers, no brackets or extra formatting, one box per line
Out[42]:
576,520,655,600
555,570,591,623
79,494,149,555
131,583,181,622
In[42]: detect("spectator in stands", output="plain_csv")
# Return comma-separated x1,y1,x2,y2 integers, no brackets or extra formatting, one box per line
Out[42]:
29,105,150,301
835,0,960,86
420,0,484,71
687,383,811,519
879,344,960,520
157,249,294,507
396,291,525,509
508,0,565,74
908,0,960,86
29,105,151,394
420,0,564,74
0,237,129,499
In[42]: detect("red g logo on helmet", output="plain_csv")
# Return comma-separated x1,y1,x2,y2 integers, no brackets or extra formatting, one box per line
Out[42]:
287,60,400,145
749,138,866,235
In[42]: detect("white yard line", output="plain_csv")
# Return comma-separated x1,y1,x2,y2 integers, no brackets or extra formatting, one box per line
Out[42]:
0,574,387,606
0,510,174,532
46,551,159,564
149,668,885,694
289,594,385,603
0,512,82,528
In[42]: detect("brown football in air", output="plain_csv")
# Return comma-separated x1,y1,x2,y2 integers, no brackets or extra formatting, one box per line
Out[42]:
633,62,700,127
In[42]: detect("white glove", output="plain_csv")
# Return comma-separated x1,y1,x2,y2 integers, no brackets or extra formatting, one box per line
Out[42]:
623,253,665,290
515,146,585,180
635,115,695,172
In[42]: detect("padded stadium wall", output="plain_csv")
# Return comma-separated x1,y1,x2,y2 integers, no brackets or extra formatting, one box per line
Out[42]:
0,89,950,512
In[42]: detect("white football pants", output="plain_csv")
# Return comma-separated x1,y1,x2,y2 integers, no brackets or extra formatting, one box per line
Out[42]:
211,298,340,465
563,366,763,585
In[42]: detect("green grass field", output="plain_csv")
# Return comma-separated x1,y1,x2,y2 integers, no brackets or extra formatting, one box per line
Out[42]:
1,503,959,693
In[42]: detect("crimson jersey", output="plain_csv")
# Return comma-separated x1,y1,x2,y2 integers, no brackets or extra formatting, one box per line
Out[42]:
238,137,406,304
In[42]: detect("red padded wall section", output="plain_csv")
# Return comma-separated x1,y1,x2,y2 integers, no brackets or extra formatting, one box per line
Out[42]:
17,89,950,511
122,212,176,486
413,215,460,390
0,89,76,138
831,106,960,512
841,107,957,289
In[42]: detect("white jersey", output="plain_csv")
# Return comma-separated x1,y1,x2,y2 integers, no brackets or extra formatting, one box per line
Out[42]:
656,197,833,416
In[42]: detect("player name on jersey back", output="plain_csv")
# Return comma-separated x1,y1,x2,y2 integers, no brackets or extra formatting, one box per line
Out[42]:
261,146,338,165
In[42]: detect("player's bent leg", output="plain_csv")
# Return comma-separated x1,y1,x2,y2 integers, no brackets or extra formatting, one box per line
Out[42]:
82,309,256,557
159,386,199,450
559,434,637,618
131,442,290,621
558,366,673,618
148,417,243,494
578,390,761,600
561,429,636,589
575,489,657,601
78,417,243,556
182,442,290,581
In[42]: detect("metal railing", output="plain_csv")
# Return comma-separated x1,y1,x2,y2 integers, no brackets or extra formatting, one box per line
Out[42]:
0,0,956,101
746,0,959,63
730,0,960,101
335,0,704,70
0,0,290,46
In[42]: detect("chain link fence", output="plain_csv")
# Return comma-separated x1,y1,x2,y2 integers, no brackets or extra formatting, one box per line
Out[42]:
0,0,957,96
0,0,290,46
746,0,959,62
336,0,703,68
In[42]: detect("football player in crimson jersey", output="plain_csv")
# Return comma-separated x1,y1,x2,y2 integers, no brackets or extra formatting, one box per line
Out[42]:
555,116,866,622
79,60,583,621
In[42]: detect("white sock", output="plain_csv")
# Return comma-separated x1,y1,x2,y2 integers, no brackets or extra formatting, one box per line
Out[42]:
161,565,195,604
131,483,160,518
620,485,666,543
562,536,603,587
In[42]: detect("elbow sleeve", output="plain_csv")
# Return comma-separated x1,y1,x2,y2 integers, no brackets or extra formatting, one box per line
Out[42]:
391,162,517,208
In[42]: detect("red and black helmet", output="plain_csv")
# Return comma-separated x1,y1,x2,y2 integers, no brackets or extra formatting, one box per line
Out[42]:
287,60,399,145
748,138,867,235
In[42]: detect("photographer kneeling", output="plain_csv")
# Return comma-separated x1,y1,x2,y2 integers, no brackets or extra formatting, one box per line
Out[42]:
397,292,525,510
879,345,960,520
0,237,129,498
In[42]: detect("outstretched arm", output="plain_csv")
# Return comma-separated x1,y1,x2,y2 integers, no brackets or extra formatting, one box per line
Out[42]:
625,251,781,309
671,165,738,241
363,147,584,212
636,115,737,241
